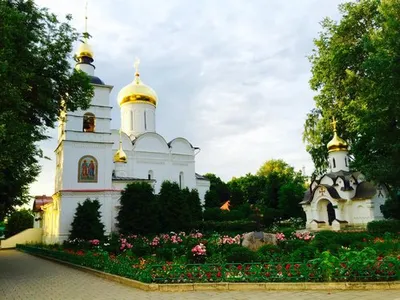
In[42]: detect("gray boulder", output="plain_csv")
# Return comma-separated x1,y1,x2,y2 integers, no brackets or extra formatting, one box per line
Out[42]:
242,232,277,251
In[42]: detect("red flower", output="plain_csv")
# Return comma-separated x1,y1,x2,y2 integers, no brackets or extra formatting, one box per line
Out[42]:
217,271,222,278
187,273,193,278
237,265,242,270
285,264,291,271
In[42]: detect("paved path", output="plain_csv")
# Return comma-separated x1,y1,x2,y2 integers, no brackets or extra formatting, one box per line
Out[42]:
0,250,399,300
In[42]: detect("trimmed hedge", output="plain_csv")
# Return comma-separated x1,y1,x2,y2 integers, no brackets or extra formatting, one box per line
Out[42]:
367,220,400,235
196,220,257,234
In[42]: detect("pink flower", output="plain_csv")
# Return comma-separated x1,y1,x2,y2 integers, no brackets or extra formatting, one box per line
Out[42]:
89,239,100,246
191,243,206,256
276,233,286,241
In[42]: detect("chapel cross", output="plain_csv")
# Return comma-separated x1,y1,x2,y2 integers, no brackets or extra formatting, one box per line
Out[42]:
331,117,338,132
84,1,89,42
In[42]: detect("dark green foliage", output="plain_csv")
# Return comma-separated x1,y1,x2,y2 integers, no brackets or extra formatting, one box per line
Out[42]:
278,181,306,220
197,220,257,234
290,245,318,262
203,207,249,222
0,0,93,219
263,208,282,228
158,181,190,232
381,193,400,220
185,188,203,224
367,220,400,235
312,231,372,254
69,199,104,240
117,182,159,235
257,244,281,262
203,174,230,208
225,245,258,263
5,209,33,237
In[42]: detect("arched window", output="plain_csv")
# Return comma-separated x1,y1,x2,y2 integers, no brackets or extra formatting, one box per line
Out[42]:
179,172,184,189
345,157,348,167
148,170,153,180
83,112,95,132
332,158,336,168
78,155,98,182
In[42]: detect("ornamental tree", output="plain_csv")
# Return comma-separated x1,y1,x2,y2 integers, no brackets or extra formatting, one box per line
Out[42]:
69,199,104,240
0,0,93,219
117,182,160,235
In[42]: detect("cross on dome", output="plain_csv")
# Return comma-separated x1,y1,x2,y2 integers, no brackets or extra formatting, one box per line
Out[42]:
134,57,140,76
331,117,338,132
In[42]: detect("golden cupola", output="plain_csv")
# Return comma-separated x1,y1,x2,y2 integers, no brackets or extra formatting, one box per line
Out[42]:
117,59,158,107
113,131,127,163
76,42,94,61
327,117,348,153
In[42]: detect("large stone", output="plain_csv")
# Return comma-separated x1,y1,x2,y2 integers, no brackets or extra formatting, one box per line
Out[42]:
241,232,277,251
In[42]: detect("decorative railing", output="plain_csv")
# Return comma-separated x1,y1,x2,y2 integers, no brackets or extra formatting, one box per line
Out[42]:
17,245,399,284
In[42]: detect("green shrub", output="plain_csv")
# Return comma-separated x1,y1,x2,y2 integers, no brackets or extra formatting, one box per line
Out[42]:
257,244,281,262
282,239,308,252
69,199,105,240
5,209,33,237
367,220,400,235
312,231,372,252
203,208,223,221
197,220,257,234
290,245,318,262
225,245,258,263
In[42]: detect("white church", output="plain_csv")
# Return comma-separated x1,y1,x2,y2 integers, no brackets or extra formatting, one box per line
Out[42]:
33,38,210,243
300,120,388,231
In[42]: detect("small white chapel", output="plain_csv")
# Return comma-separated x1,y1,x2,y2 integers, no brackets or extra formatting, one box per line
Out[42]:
33,35,210,243
300,119,388,231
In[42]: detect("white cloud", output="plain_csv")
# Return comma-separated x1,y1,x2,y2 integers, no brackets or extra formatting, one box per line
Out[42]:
30,0,345,196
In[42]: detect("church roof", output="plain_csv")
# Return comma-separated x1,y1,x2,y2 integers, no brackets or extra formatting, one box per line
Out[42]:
32,195,53,212
89,75,105,85
301,169,379,205
195,173,209,181
353,181,377,199
112,175,155,182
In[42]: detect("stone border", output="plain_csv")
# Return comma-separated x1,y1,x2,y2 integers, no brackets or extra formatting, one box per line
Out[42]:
20,250,400,292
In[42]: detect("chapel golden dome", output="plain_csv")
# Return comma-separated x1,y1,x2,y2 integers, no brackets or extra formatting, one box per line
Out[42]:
76,42,94,59
327,118,348,153
117,59,158,107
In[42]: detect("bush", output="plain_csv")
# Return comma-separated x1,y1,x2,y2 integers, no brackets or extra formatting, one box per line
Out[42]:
257,244,281,262
5,209,33,237
367,220,400,235
225,245,258,263
312,231,372,253
197,220,257,234
290,245,318,262
69,198,104,240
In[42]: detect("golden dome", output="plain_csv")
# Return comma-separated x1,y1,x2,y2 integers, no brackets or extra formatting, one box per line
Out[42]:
76,42,94,59
327,132,348,152
327,117,348,152
118,59,158,107
113,142,127,163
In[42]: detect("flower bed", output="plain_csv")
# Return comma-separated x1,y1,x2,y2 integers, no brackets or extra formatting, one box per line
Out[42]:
17,230,400,284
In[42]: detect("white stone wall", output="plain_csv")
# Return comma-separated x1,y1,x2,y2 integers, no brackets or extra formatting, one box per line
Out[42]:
120,102,156,137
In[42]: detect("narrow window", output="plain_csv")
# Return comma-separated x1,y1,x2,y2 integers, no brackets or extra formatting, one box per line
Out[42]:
144,110,147,130
130,111,133,131
333,158,336,168
179,172,184,189
83,113,95,132
345,157,348,167
148,170,153,180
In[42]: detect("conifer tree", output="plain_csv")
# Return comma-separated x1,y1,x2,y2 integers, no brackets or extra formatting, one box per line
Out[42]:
69,199,104,240
159,181,190,232
117,182,159,235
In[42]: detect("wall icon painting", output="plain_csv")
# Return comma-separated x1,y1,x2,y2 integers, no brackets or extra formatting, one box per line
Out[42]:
78,155,98,183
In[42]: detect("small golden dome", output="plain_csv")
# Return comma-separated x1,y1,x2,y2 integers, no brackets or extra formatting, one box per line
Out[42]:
118,59,158,107
327,132,348,152
327,117,348,152
76,42,94,59
113,144,127,163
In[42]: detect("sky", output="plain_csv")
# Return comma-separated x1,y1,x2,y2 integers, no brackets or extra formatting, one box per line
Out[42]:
30,0,345,197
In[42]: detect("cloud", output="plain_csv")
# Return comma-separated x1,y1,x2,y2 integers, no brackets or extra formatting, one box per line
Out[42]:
30,0,345,195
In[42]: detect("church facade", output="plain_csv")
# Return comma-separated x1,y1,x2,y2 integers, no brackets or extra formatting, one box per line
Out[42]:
300,121,388,231
34,39,210,244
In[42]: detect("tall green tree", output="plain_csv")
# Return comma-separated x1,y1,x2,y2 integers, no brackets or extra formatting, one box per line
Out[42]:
257,159,295,178
203,173,230,208
187,188,203,224
69,199,104,240
117,182,159,235
5,209,33,238
278,181,306,220
0,0,93,219
158,181,190,232
303,0,400,189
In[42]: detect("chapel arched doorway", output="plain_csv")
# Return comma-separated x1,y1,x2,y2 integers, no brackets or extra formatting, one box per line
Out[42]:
327,202,336,225
317,199,336,226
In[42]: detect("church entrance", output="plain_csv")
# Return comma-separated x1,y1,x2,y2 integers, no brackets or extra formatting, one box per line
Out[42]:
327,202,336,225
317,199,336,226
